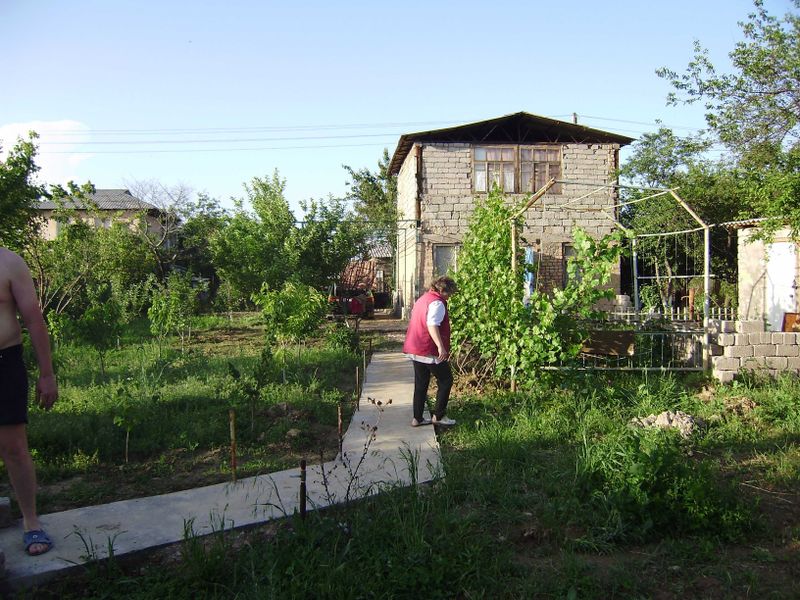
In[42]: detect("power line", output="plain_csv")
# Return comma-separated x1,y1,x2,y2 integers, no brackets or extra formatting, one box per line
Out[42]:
40,140,399,155
39,132,403,146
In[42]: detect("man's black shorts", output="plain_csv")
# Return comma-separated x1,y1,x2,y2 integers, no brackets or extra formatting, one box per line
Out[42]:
0,344,29,425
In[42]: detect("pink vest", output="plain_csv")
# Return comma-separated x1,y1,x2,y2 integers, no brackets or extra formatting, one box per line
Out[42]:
403,291,451,357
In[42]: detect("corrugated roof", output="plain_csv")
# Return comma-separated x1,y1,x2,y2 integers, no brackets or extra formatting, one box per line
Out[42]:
37,189,161,212
716,218,767,229
388,111,635,175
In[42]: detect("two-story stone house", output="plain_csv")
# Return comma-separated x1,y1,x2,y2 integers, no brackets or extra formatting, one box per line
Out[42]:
388,112,634,316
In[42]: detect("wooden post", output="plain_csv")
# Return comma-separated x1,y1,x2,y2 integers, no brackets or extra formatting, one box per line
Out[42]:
229,408,237,483
363,348,367,382
355,365,360,410
299,459,307,520
337,401,343,454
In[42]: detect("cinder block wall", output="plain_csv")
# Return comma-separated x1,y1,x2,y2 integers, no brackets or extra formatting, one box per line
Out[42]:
710,319,800,382
417,142,621,296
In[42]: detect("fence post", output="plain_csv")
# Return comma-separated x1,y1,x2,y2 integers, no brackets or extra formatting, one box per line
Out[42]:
229,408,237,483
703,225,711,370
355,365,360,410
299,459,307,520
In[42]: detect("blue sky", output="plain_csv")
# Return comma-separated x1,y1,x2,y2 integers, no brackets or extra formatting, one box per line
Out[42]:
0,0,790,213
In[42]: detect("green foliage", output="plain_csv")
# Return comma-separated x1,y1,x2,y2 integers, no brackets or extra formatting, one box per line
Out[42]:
658,0,800,163
209,171,295,303
148,272,201,348
291,196,367,287
72,292,123,377
323,321,359,352
0,133,45,252
449,188,625,385
344,148,398,246
576,428,752,542
252,281,328,342
655,0,800,239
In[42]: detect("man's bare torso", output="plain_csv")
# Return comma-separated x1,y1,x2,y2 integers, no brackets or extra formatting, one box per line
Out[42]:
0,249,24,350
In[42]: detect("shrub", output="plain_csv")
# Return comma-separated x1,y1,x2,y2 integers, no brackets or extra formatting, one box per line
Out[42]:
575,428,752,542
323,322,359,352
252,281,328,342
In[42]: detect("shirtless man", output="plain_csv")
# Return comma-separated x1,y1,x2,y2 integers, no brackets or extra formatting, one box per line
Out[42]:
0,248,57,556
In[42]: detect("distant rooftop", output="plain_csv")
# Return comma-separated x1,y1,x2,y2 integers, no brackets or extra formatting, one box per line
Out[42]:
38,189,161,212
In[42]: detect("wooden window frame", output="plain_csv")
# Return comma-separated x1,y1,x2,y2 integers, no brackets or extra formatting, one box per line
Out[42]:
472,144,562,194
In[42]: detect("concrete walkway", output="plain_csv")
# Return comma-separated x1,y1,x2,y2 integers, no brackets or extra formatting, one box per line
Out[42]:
0,352,441,589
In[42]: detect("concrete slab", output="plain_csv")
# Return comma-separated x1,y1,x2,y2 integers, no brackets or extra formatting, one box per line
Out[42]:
0,352,440,589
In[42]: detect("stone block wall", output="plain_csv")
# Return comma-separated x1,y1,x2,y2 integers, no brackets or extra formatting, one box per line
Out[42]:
417,142,621,294
710,319,800,382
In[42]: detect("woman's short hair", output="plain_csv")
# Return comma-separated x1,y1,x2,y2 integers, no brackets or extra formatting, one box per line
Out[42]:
430,276,458,295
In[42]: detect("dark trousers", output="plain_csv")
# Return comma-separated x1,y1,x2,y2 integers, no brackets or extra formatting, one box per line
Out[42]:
412,360,453,421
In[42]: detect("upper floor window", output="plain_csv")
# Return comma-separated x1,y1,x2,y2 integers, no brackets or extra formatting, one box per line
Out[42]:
473,145,562,194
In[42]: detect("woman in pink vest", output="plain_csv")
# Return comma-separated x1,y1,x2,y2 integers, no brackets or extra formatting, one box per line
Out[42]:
402,276,458,427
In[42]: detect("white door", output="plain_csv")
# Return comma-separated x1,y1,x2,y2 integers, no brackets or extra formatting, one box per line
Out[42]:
766,241,797,331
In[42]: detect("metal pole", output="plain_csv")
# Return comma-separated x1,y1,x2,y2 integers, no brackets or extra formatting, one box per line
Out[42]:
632,237,641,314
703,226,711,370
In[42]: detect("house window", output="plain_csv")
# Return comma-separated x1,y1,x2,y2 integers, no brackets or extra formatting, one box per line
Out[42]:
473,147,515,193
433,244,458,277
473,145,562,194
521,148,562,194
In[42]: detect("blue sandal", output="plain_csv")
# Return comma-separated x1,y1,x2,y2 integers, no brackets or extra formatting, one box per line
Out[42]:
23,529,53,556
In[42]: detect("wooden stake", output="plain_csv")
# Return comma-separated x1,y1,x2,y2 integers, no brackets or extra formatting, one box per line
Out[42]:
299,459,307,520
337,401,343,454
229,408,237,483
355,365,360,409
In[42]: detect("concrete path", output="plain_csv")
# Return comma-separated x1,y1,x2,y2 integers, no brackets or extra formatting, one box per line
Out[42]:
0,352,440,589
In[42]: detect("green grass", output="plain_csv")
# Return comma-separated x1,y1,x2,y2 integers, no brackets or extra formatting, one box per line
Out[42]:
26,363,800,598
6,315,361,513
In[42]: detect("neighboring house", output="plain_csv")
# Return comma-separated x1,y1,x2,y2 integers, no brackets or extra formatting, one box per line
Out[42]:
388,112,634,316
734,221,799,331
37,189,166,240
339,241,394,293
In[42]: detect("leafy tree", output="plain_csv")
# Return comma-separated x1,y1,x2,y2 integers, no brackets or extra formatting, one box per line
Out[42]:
175,192,226,293
657,0,800,238
252,281,328,343
291,197,367,288
343,148,397,245
449,188,625,387
0,133,45,252
72,291,123,377
209,171,295,304
148,271,201,351
25,219,98,316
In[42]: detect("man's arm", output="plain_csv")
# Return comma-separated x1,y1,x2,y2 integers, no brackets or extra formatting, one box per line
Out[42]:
9,254,57,409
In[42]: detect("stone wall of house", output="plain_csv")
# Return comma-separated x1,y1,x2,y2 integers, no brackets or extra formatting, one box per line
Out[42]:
417,142,621,295
395,146,420,315
710,319,800,382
